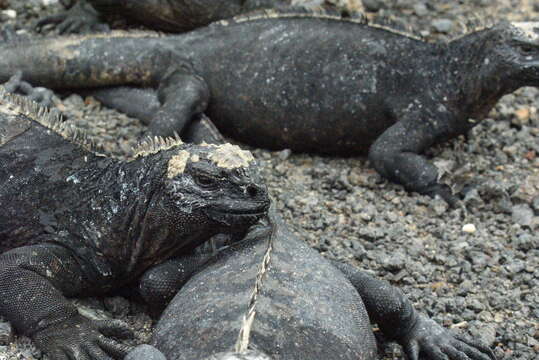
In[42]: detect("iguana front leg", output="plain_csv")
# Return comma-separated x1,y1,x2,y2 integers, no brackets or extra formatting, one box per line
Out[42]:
368,109,460,205
85,86,224,144
0,244,132,360
138,254,212,314
332,261,496,360
84,59,211,138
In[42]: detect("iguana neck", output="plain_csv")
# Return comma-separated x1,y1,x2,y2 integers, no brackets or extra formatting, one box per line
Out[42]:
448,28,520,120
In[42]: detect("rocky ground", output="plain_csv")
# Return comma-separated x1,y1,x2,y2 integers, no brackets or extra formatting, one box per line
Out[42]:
0,0,538,359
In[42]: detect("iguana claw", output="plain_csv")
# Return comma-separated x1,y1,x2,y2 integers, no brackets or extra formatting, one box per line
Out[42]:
32,315,133,360
36,1,108,34
401,316,496,360
3,71,56,108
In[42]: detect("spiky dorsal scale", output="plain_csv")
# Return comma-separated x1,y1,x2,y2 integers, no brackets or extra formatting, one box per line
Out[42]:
0,86,104,154
133,135,184,158
213,7,424,41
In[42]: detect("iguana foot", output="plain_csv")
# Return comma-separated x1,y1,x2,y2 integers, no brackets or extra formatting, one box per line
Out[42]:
3,71,56,108
32,314,133,360
401,315,496,360
421,183,459,207
36,1,109,34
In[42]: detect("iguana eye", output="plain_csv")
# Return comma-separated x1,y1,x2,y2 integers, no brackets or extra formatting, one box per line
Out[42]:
520,44,534,54
195,174,217,187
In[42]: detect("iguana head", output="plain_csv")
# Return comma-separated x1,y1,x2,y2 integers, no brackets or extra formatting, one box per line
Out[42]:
488,22,539,86
163,142,269,227
130,137,270,260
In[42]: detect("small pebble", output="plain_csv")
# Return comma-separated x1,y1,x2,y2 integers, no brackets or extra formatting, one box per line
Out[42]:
278,149,292,161
413,2,429,17
512,204,534,227
362,0,383,12
431,18,453,33
1,9,16,18
462,223,476,233
532,195,539,214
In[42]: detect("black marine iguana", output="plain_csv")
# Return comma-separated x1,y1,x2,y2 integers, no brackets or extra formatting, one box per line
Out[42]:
2,10,539,203
123,207,496,360
0,88,269,360
36,0,361,33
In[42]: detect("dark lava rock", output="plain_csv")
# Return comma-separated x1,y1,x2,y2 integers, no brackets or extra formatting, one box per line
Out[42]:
126,345,167,360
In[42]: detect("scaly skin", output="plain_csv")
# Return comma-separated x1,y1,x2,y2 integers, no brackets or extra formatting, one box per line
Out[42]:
36,0,363,33
125,207,496,360
0,89,269,360
2,12,539,203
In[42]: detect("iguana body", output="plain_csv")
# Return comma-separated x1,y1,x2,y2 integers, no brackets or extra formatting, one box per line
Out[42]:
0,89,269,360
124,209,496,360
3,11,539,202
37,0,362,33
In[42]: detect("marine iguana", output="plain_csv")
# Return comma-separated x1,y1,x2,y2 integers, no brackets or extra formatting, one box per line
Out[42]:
0,88,269,360
36,0,362,33
2,10,539,203
123,207,496,360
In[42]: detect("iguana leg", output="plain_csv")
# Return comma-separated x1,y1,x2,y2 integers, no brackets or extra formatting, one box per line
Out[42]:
183,114,226,145
85,61,210,138
0,244,132,360
368,111,459,205
83,86,161,125
36,0,109,34
149,67,210,137
331,260,496,360
3,71,55,108
138,254,212,313
85,86,224,144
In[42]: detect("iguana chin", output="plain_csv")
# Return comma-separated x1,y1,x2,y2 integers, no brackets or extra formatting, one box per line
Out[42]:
36,0,363,33
123,206,496,360
0,88,269,360
2,11,539,203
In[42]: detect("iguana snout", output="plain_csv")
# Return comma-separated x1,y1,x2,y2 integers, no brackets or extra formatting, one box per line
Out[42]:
501,22,539,84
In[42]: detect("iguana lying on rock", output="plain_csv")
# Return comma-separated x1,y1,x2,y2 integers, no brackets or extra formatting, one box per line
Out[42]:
2,10,539,203
36,0,362,33
124,206,496,360
0,88,269,360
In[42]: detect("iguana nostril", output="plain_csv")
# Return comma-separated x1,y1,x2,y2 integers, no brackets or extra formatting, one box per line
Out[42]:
246,184,259,197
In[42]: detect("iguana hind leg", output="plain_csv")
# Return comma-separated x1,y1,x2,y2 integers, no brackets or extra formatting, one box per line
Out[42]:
368,110,459,205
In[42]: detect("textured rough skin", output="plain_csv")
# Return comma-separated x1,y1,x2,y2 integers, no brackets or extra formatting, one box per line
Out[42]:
0,90,269,360
127,208,496,360
36,0,362,33
2,13,539,202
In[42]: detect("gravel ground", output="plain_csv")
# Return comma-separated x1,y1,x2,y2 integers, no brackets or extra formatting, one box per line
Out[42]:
0,0,538,359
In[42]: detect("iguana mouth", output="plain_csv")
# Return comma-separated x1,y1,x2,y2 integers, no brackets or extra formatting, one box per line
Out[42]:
209,200,270,216
205,205,268,226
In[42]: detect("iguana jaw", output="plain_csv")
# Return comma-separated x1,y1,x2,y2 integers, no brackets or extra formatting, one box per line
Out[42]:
204,202,269,227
